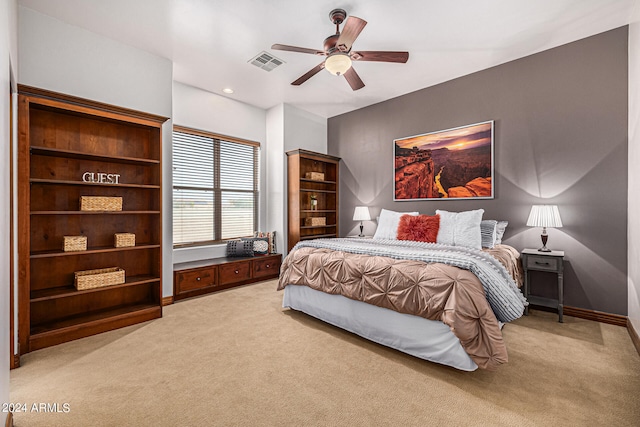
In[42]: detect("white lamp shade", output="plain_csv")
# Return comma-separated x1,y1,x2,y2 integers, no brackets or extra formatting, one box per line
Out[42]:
353,206,371,221
325,53,352,76
526,205,563,228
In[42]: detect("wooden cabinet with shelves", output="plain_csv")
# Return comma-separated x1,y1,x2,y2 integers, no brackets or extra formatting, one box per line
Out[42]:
17,86,167,354
286,149,340,251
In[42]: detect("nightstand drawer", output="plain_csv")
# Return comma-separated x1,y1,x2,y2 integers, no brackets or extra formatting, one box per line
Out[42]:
525,255,561,272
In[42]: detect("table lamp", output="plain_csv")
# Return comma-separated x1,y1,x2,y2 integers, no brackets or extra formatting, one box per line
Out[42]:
526,205,563,252
353,206,371,237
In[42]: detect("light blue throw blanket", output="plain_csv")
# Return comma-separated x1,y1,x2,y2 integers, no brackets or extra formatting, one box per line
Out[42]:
293,238,527,323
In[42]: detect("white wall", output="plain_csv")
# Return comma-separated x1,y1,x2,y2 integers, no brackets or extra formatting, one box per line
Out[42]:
19,7,171,117
1,0,18,422
172,81,267,264
172,81,266,144
266,103,328,255
283,104,327,153
18,6,175,297
266,105,286,255
628,9,640,334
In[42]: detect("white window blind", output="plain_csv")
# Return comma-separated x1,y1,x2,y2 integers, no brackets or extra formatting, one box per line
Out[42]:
173,128,259,247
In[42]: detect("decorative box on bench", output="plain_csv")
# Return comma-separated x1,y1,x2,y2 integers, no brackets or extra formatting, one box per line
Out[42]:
305,217,326,226
74,267,125,290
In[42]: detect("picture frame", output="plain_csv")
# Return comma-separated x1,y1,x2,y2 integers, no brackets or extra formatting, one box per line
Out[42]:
394,120,494,201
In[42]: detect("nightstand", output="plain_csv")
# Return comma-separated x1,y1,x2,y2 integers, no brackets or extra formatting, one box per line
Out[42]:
521,248,565,322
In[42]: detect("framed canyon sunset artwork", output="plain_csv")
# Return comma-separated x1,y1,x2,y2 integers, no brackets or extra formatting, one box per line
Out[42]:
394,121,494,201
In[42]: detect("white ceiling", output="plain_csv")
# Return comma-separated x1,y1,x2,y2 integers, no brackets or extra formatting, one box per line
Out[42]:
18,0,637,118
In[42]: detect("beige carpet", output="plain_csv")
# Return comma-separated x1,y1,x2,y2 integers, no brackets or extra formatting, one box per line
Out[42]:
10,280,640,427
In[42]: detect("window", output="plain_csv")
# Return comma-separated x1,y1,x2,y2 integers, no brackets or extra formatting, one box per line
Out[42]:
172,126,259,247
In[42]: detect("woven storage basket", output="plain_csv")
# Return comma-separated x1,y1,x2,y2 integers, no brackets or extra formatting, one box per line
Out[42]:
63,235,87,252
114,233,135,248
304,217,326,226
74,267,125,290
305,172,325,181
80,196,122,211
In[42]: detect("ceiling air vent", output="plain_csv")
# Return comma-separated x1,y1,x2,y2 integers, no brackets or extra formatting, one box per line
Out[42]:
249,51,285,72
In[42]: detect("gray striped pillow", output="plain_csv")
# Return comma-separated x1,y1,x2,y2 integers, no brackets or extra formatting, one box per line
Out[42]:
481,220,498,248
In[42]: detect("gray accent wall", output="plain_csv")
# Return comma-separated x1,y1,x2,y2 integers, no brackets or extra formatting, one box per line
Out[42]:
328,27,628,315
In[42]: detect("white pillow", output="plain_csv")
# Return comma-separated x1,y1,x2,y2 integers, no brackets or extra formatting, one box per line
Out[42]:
495,221,509,244
436,209,485,249
372,209,419,240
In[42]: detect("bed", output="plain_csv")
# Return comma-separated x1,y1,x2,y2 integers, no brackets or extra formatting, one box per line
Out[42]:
277,237,526,371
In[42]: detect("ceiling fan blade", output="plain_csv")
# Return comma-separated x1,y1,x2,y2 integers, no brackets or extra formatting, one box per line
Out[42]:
344,67,365,91
351,51,409,63
335,16,367,52
291,62,326,86
271,44,325,56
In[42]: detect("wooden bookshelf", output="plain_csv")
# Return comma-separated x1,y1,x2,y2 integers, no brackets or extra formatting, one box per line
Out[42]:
286,149,340,251
17,86,167,355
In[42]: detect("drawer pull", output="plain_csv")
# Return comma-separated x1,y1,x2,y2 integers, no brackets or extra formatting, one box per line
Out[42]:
535,261,550,266
235,270,239,274
196,277,201,281
266,264,270,268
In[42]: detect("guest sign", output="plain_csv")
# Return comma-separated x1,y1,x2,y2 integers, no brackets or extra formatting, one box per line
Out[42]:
82,172,121,184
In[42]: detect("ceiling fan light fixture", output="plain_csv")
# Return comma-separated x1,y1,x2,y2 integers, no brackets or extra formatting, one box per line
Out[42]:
325,53,352,76
272,9,408,90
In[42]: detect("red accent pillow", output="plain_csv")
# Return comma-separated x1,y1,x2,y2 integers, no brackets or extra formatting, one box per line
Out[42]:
396,214,440,243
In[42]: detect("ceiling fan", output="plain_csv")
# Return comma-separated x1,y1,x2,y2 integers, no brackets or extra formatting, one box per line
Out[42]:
271,8,409,91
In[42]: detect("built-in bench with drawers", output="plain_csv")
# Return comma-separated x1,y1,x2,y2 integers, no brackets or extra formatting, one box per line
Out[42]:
173,254,282,301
